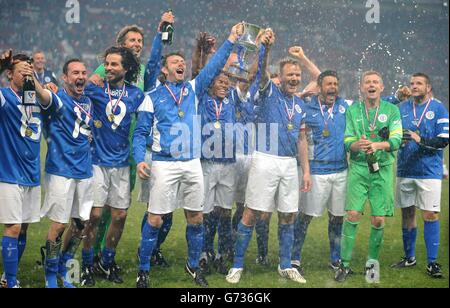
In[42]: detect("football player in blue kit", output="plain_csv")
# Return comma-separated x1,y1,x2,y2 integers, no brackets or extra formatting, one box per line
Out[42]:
291,70,350,275
80,47,146,286
133,23,244,288
392,73,449,278
226,29,312,285
39,59,94,288
0,54,52,288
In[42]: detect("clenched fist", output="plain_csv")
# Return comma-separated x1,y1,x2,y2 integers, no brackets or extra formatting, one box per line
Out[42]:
289,46,305,59
396,85,412,102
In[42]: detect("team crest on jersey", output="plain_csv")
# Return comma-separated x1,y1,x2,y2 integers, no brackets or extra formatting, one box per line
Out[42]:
45,76,51,83
223,97,229,104
295,104,302,114
426,111,435,120
339,105,346,114
183,88,189,96
378,114,388,123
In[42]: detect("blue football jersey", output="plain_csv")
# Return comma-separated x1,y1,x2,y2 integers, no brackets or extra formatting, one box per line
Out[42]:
43,89,93,179
0,87,53,186
34,69,59,86
398,98,449,179
303,96,349,175
383,95,402,105
85,82,145,167
233,87,256,155
254,80,306,157
144,32,163,93
199,90,237,163
133,39,235,163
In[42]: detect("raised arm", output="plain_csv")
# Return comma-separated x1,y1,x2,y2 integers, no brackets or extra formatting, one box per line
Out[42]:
0,49,13,75
259,28,275,91
289,46,321,93
144,11,174,92
194,23,243,97
17,61,51,106
191,32,217,79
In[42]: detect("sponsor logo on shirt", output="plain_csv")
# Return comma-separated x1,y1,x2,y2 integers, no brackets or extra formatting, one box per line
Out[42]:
104,88,129,97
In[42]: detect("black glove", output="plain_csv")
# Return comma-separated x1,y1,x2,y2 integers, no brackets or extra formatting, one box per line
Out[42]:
378,127,390,140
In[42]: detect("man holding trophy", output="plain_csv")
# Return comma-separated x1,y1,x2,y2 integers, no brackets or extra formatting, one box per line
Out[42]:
226,27,312,285
133,23,245,288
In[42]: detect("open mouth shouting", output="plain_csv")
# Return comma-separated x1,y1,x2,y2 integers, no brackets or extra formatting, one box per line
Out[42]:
326,91,337,103
74,79,86,93
175,67,185,80
367,88,377,95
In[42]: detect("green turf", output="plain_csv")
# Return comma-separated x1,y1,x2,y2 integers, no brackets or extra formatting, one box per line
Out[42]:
1,145,448,288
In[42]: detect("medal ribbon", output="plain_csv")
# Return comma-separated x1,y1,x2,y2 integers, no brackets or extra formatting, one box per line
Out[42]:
165,83,185,113
64,89,92,120
413,98,432,130
318,96,335,128
364,103,380,135
107,83,126,114
213,99,223,122
34,71,44,84
283,96,295,124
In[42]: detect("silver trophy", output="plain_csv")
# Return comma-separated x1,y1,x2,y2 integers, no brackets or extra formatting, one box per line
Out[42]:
238,23,263,52
226,22,263,82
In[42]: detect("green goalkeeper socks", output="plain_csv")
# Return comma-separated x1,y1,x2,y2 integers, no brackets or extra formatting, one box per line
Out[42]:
368,225,384,261
341,219,360,268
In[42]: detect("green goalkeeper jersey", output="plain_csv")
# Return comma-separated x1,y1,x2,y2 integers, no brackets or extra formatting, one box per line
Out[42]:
94,63,146,91
344,99,402,167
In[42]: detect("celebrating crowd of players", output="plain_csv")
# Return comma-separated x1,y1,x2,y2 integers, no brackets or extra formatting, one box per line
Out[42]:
0,12,448,288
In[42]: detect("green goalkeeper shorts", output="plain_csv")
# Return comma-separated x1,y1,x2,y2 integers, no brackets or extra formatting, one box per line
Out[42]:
346,162,395,217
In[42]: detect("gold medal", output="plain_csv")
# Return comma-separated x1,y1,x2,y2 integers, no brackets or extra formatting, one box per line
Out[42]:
94,120,103,128
415,130,420,136
25,127,33,137
323,129,330,137
178,110,185,118
214,121,221,129
287,123,294,131
108,114,115,123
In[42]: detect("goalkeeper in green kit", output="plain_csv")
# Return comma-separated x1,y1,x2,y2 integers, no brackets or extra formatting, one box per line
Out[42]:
335,71,402,283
